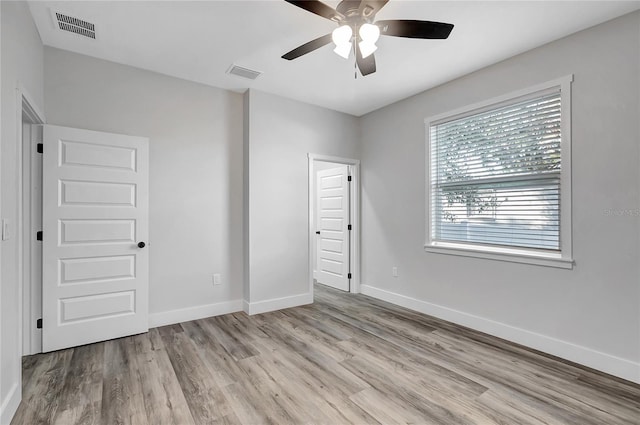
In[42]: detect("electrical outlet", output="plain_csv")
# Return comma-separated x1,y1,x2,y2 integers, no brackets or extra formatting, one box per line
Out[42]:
392,266,398,278
213,273,221,285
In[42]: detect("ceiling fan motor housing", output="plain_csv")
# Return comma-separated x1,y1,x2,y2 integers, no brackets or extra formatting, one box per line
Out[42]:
336,0,376,30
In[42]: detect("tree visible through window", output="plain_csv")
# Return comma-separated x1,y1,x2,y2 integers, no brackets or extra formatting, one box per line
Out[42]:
429,90,562,251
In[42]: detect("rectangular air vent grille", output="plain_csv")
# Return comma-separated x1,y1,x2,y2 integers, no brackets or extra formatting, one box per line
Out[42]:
227,64,262,80
54,12,96,39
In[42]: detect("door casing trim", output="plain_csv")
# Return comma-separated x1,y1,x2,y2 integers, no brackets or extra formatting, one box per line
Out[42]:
18,82,46,356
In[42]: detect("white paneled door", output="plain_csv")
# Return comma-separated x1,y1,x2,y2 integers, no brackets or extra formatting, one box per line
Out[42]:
42,125,149,352
316,165,350,291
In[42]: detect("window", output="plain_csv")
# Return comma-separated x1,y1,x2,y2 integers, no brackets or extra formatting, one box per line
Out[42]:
425,76,573,268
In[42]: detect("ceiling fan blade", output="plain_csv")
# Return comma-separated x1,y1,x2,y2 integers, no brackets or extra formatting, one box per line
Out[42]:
358,0,389,18
376,19,454,39
282,33,333,60
284,0,344,21
356,45,376,76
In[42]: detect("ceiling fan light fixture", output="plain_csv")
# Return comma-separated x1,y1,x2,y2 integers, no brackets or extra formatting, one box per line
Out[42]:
358,23,379,58
332,24,352,45
332,24,353,59
359,23,380,43
333,42,352,59
359,41,378,58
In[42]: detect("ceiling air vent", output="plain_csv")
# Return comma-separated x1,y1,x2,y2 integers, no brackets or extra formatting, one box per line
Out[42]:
227,64,262,80
51,10,96,39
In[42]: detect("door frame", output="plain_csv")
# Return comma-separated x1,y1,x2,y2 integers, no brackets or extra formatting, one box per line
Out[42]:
18,83,45,355
308,154,360,295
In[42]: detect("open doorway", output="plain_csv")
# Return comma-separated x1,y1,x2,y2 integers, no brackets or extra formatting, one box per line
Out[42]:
308,154,360,296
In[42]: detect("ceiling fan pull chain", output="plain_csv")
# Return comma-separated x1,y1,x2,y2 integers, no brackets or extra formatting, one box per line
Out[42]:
354,43,358,79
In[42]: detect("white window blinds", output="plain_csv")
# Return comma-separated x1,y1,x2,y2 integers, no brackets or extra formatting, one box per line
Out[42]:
430,90,562,251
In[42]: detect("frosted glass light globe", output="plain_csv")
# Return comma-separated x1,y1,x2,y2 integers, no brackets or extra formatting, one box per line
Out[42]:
332,25,353,59
332,25,353,45
359,23,380,43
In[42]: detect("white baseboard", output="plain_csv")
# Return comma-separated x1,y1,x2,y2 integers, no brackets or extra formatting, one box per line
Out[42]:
0,382,20,425
245,292,313,315
361,284,640,384
149,299,243,328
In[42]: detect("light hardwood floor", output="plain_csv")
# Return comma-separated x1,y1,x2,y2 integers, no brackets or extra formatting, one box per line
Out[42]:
11,284,640,425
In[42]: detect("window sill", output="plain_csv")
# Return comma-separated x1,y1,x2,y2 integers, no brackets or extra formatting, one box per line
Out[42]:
424,242,574,269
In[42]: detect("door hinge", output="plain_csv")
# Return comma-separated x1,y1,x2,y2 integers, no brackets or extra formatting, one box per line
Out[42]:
36,318,42,329
347,175,352,182
348,273,352,279
36,143,43,154
348,224,352,231
36,231,43,241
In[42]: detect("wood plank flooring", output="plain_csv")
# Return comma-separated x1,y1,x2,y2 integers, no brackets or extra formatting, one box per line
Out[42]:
11,284,640,425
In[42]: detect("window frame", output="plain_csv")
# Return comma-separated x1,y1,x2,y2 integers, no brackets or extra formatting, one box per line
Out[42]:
425,75,574,269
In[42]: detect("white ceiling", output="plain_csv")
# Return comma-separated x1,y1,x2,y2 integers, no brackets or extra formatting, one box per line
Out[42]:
28,0,640,116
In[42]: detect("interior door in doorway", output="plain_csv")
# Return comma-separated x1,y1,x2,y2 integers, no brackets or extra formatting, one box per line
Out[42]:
315,165,350,291
42,125,149,352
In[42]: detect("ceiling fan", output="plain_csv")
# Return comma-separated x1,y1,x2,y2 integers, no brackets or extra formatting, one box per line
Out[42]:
281,0,454,77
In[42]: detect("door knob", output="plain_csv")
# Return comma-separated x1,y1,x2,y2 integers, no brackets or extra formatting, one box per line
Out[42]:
137,242,146,248
315,231,321,235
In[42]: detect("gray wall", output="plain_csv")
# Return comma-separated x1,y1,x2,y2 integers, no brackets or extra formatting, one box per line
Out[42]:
43,51,362,319
0,2,44,420
244,90,359,309
44,48,244,320
360,11,640,381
